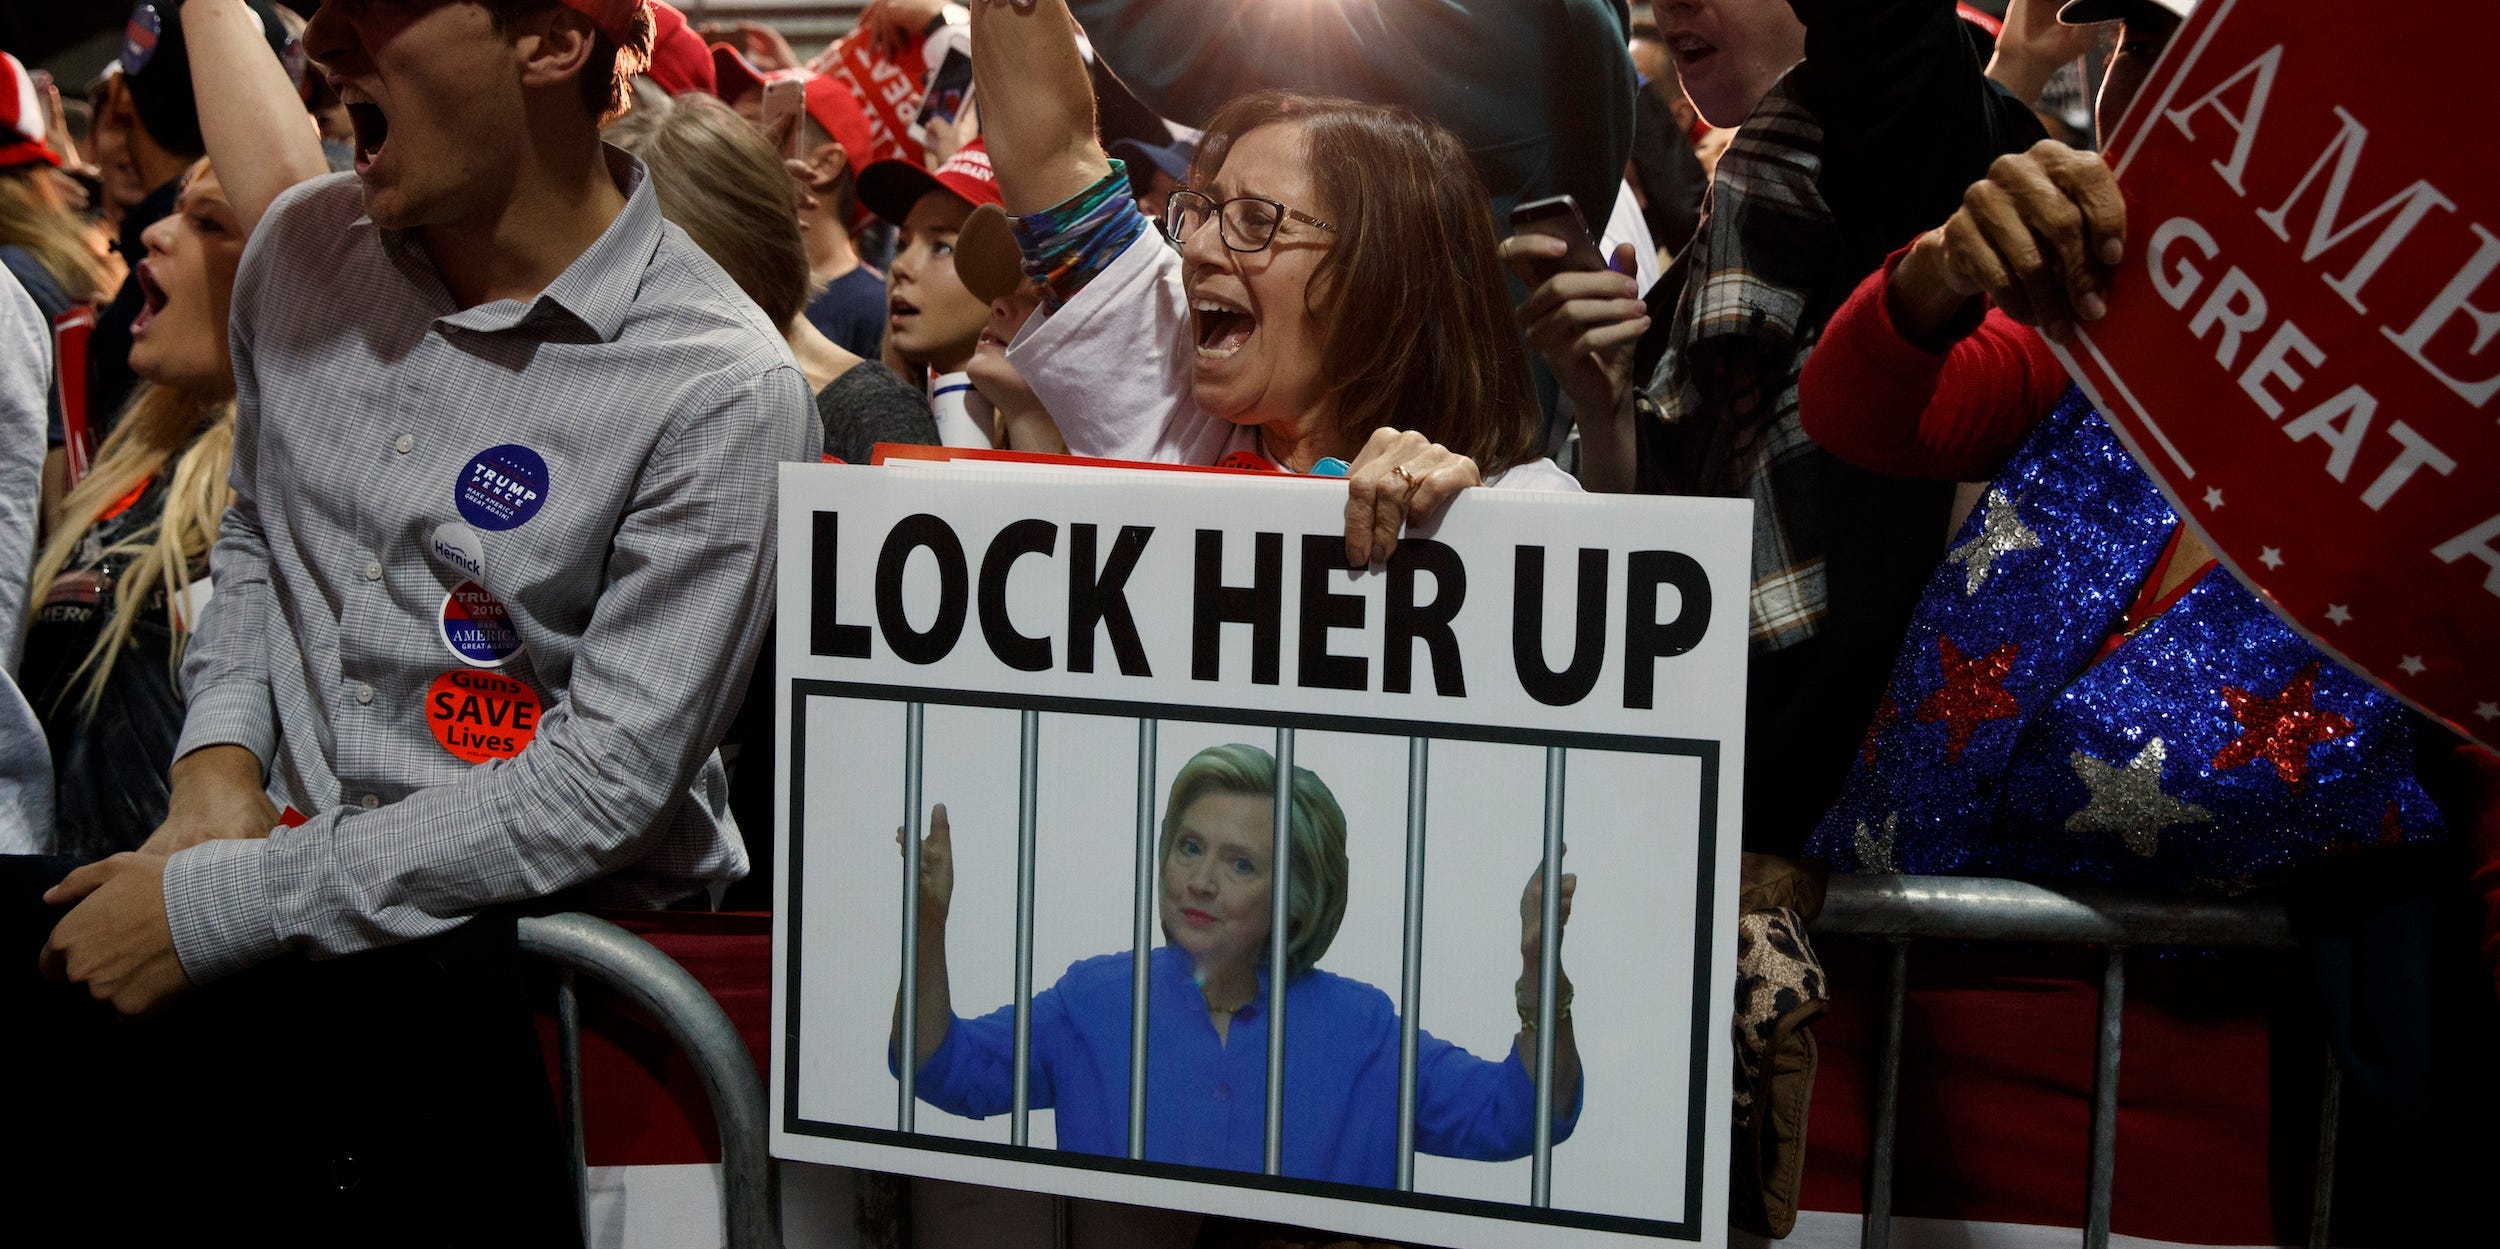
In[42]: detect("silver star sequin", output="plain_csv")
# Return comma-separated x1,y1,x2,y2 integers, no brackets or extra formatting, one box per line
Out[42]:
1853,812,1900,874
2066,739,2212,857
1944,487,2041,595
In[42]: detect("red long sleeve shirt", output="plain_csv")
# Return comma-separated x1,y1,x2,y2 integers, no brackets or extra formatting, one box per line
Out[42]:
1802,247,2500,997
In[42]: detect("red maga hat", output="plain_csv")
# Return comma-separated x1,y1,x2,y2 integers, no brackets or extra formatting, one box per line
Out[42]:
857,138,1001,226
642,2,713,96
0,52,61,170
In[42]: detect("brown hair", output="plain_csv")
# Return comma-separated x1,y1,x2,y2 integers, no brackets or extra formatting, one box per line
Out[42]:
605,93,811,327
1189,92,1540,477
481,0,654,121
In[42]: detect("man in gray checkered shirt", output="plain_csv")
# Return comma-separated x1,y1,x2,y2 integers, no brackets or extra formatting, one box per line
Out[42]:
18,0,814,1237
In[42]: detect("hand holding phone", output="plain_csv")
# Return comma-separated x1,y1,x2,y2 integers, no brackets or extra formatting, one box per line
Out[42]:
1508,195,1610,285
761,75,807,160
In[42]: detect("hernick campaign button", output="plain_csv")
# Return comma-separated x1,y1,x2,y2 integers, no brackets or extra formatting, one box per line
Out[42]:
454,443,548,531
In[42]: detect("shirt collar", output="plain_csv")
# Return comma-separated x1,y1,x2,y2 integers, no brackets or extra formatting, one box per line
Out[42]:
374,146,662,342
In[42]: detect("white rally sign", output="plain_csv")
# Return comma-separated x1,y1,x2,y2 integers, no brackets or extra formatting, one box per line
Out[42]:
772,462,1752,1249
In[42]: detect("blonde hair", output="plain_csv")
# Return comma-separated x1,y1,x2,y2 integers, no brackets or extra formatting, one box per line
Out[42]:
0,167,109,304
27,382,234,719
606,93,813,328
1158,743,1351,979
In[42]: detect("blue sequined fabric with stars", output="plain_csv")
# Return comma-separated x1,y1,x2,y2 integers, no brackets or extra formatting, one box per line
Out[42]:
1806,387,2445,892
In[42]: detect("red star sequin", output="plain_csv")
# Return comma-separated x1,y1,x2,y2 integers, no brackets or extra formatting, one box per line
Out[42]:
1861,694,1899,765
2210,662,2353,786
1915,637,2021,763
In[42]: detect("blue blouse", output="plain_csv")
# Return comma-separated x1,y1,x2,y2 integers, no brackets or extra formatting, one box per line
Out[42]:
904,946,1582,1186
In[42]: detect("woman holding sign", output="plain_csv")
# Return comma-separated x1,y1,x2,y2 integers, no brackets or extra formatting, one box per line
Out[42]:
1792,0,2490,896
890,744,1583,1186
965,0,1577,571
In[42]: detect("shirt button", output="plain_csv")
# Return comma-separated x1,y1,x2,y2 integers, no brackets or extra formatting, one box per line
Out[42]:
354,683,374,706
395,434,414,455
1213,1082,1232,1102
358,794,380,810
364,560,384,582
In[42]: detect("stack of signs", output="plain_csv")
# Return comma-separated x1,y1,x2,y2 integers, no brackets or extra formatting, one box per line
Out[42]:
2049,0,2500,750
771,461,1753,1248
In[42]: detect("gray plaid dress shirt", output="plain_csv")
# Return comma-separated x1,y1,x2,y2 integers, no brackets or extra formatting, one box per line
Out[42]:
165,151,819,983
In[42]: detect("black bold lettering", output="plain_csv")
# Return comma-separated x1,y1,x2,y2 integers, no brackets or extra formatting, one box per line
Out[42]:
1296,534,1367,691
1512,546,1607,707
809,511,872,658
875,514,969,665
1192,529,1283,684
1384,539,1466,696
1069,524,1154,676
978,519,1058,673
1624,551,1711,709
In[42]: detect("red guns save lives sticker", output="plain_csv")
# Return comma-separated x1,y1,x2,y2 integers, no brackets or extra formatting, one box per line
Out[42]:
426,669,541,763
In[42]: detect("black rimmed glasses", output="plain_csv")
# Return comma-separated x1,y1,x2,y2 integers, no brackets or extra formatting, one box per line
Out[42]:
1162,189,1335,253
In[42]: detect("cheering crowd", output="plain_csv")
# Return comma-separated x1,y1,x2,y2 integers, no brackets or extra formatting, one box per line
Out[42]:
0,0,2495,1243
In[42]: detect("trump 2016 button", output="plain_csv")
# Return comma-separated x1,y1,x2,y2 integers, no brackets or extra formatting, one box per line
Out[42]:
439,580,523,667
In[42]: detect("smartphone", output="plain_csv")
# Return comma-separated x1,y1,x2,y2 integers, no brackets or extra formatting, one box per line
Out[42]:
909,46,975,146
761,75,807,159
1509,194,1610,280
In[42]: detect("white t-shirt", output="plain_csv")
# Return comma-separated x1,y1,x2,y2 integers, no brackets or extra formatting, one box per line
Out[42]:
1008,231,1581,493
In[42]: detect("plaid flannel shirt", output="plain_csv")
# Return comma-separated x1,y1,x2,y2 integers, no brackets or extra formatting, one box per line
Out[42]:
1641,78,1836,655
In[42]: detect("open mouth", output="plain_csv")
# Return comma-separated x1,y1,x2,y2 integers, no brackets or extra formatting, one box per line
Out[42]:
131,260,168,336
1192,296,1255,361
976,326,1011,351
1667,33,1718,65
345,99,391,175
888,296,921,327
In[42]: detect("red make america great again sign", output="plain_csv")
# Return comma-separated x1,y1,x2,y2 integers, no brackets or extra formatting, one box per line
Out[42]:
2049,0,2500,752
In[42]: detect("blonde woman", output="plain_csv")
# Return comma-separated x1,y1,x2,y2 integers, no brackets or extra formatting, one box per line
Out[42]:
607,92,935,463
23,159,238,859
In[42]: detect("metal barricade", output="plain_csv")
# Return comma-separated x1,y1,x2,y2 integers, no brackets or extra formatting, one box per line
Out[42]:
519,912,783,1249
1811,874,2334,1249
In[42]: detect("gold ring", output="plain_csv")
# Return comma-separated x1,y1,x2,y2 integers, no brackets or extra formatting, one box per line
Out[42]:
1391,464,1418,492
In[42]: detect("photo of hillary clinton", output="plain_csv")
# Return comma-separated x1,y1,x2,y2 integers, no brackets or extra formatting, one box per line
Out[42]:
889,743,1582,1187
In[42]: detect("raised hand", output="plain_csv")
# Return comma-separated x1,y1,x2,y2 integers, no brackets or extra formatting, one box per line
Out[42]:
699,18,801,73
1501,236,1648,422
857,0,952,57
1987,0,2109,106
1895,140,2127,341
896,803,956,927
1516,858,1578,964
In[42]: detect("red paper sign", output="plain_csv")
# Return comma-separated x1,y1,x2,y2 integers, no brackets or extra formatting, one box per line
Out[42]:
2047,0,2500,752
817,30,928,168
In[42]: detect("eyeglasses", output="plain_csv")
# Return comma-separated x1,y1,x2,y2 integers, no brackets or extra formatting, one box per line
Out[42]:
1162,189,1335,254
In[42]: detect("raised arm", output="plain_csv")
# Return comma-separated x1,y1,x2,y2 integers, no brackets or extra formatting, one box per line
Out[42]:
181,0,329,237
891,806,958,1070
968,0,1111,216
